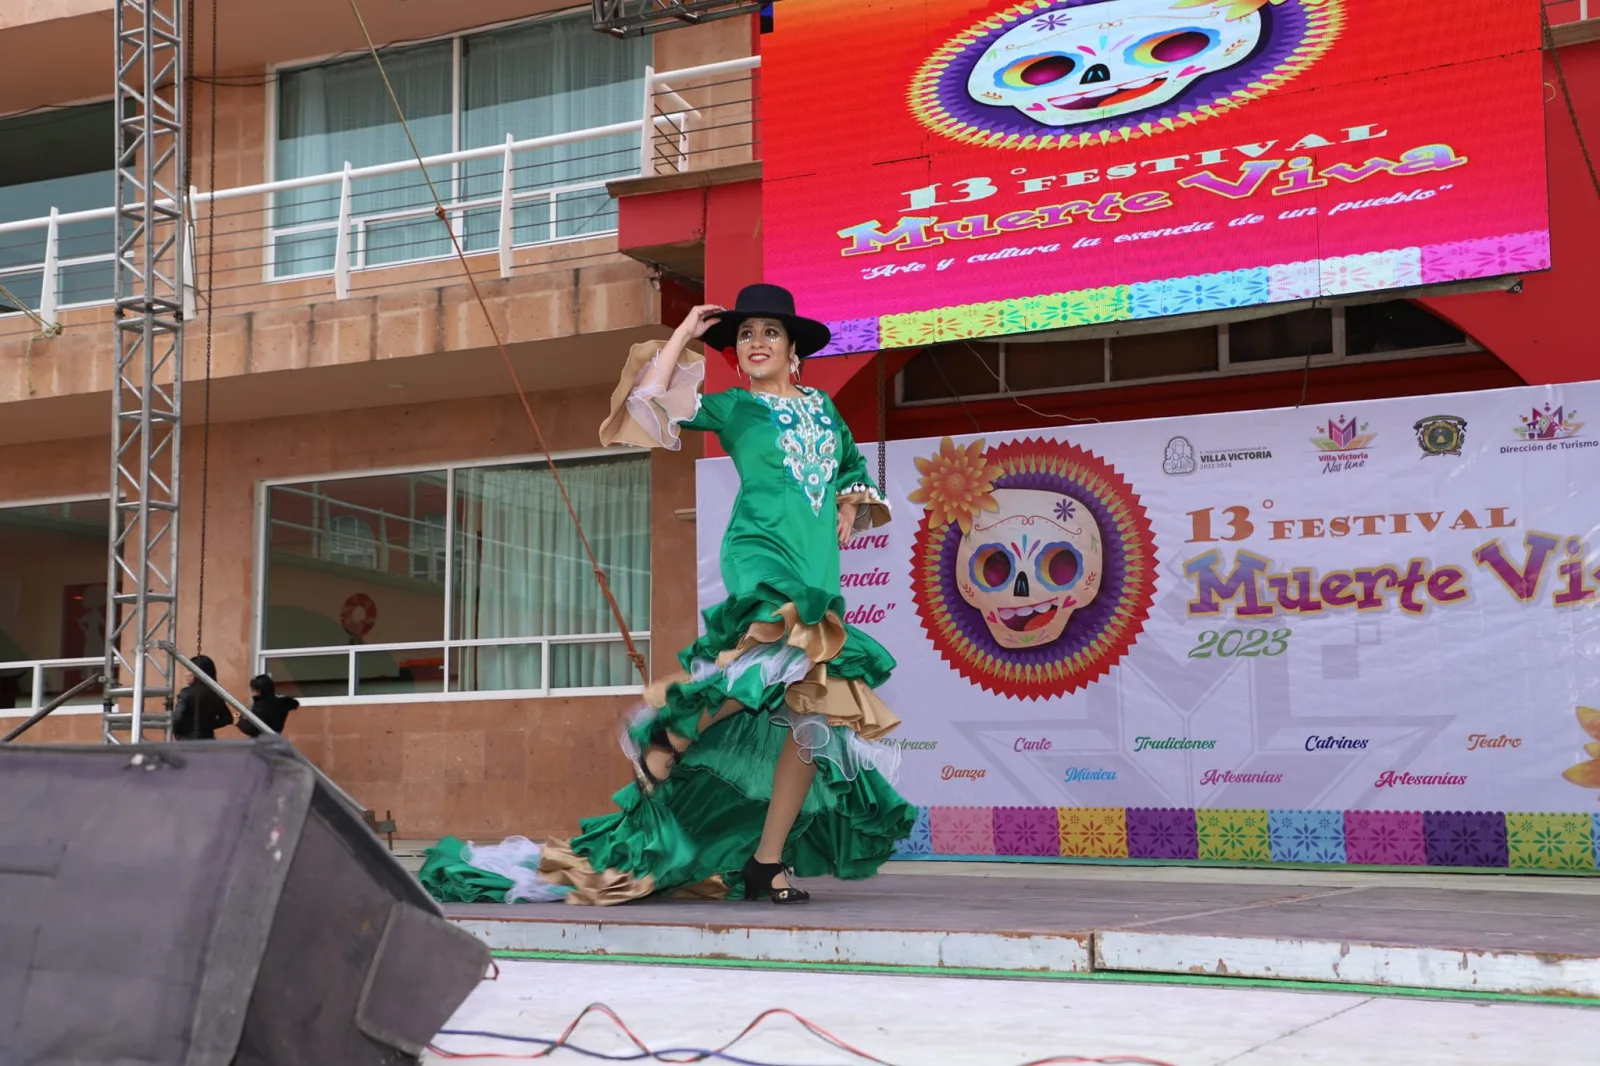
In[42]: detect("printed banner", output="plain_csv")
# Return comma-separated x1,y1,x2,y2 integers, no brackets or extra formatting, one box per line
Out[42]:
696,382,1600,869
761,0,1551,355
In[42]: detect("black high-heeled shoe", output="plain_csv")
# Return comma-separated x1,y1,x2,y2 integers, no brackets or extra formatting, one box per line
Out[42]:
741,857,810,904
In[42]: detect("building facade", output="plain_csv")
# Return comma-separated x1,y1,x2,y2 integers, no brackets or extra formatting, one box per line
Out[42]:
0,0,1596,840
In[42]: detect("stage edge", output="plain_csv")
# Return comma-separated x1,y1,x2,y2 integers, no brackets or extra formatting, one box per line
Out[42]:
1093,930,1600,999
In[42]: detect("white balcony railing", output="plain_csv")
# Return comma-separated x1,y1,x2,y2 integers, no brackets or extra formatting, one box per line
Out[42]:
0,657,103,718
0,55,760,329
258,632,649,702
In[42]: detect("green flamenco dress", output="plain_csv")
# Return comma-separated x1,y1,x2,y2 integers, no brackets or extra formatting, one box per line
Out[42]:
420,341,916,906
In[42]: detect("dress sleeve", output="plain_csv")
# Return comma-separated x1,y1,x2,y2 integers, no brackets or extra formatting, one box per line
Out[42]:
832,398,892,531
599,341,728,450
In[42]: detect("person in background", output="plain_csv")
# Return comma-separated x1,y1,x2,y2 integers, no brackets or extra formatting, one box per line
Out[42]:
172,654,233,740
239,673,299,737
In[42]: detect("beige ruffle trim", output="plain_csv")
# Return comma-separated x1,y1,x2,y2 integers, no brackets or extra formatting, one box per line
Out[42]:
837,486,892,531
643,602,901,742
538,838,728,907
599,340,708,450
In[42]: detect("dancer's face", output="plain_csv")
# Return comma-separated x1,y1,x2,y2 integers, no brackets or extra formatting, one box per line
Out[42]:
735,318,795,382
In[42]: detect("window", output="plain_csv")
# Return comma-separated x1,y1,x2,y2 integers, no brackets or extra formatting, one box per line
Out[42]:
272,13,650,277
259,454,649,700
0,498,110,715
0,104,116,314
1229,308,1333,364
1005,337,1103,392
897,341,1000,402
324,514,379,570
411,513,447,582
897,301,1475,405
1345,301,1465,355
1110,326,1216,381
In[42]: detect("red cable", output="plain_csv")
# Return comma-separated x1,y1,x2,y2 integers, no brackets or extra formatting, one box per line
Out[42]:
425,1001,1179,1066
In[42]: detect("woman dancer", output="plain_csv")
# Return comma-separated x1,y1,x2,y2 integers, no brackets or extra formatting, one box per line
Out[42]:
422,284,914,905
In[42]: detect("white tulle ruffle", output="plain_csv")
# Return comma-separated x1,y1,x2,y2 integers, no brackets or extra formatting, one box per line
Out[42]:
459,836,569,903
686,641,904,784
624,356,706,450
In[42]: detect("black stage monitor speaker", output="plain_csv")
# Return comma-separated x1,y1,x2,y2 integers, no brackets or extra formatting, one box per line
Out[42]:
0,739,491,1065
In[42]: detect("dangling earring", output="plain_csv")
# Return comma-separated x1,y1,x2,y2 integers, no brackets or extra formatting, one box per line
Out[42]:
790,357,801,382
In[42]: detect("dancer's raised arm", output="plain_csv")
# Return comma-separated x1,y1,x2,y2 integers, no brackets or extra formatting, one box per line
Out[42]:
637,304,723,393
600,303,727,451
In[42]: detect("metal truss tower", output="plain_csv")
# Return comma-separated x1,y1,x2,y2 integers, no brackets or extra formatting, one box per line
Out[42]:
103,0,187,743
592,0,767,37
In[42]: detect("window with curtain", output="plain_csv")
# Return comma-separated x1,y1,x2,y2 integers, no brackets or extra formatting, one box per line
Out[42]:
272,13,649,278
0,104,117,312
453,455,650,692
275,44,454,276
459,18,649,249
258,455,649,700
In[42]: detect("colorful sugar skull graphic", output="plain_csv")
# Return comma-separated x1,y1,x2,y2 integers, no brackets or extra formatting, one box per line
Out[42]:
955,488,1105,649
909,437,1156,700
912,0,1343,148
966,0,1262,128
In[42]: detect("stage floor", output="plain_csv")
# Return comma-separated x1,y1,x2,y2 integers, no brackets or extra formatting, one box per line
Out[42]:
433,861,1600,999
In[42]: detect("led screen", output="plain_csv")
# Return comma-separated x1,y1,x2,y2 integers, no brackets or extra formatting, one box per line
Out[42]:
761,0,1550,355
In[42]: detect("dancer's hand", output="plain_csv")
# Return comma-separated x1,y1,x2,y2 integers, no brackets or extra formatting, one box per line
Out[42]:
643,305,726,393
837,501,859,546
675,304,725,341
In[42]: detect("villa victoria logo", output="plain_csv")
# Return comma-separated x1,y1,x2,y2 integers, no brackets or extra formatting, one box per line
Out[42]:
1162,437,1197,475
1163,436,1273,475
1504,403,1594,454
1312,414,1376,473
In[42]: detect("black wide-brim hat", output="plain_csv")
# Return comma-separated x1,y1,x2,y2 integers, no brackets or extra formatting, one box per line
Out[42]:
701,283,832,360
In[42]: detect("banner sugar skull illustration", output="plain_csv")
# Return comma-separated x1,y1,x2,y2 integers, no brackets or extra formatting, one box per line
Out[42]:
909,437,1157,699
912,0,1341,147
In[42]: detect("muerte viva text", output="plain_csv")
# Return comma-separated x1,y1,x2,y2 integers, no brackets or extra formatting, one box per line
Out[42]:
1183,504,1600,619
836,125,1466,260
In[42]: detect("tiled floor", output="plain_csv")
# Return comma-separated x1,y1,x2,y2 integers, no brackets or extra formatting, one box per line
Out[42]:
423,958,1599,1066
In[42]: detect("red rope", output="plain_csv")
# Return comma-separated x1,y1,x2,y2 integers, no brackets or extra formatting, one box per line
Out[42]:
424,1001,1180,1065
345,0,646,683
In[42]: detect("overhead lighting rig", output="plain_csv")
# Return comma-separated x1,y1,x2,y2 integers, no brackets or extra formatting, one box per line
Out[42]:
591,0,769,37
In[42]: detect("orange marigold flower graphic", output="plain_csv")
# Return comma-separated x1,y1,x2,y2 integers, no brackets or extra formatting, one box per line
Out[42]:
1563,706,1600,797
909,437,1002,533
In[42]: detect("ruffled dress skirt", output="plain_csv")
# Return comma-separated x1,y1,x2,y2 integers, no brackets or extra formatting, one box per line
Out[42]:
420,342,917,905
421,599,915,905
